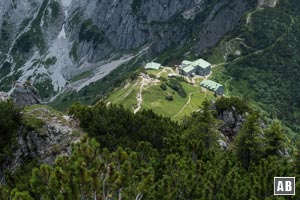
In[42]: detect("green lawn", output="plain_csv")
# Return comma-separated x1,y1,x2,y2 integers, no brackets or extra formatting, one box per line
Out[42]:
145,69,159,76
107,80,140,111
173,82,216,120
142,85,188,117
107,75,216,121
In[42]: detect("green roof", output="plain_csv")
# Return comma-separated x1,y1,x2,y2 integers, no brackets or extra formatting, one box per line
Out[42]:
145,62,161,70
182,65,195,73
193,59,211,69
200,80,223,91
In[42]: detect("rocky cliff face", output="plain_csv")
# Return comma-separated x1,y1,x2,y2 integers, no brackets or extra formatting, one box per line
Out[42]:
12,83,42,106
0,83,41,106
213,105,247,149
0,105,83,178
218,108,246,139
0,0,256,101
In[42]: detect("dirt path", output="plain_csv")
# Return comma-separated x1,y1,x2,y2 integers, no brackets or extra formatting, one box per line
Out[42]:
133,73,159,114
156,68,167,78
210,15,294,98
246,10,257,24
123,82,138,99
173,92,200,118
228,15,294,65
133,77,145,114
164,67,177,74
203,71,212,81
191,76,204,84
156,67,177,79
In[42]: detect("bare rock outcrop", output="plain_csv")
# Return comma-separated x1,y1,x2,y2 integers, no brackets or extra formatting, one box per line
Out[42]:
11,83,42,107
0,92,9,102
214,105,247,150
218,107,247,139
0,106,83,178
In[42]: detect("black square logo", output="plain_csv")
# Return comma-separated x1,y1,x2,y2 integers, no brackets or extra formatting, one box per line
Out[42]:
274,177,295,196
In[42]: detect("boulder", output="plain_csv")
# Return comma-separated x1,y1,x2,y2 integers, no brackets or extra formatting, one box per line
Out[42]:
12,83,42,107
0,92,9,102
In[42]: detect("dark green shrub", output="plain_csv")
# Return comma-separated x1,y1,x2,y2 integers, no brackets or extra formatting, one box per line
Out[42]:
215,97,249,114
166,79,187,98
0,100,21,162
79,19,104,45
165,95,174,101
160,83,167,90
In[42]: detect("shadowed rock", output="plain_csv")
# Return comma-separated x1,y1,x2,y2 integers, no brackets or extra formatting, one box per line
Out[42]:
12,83,42,107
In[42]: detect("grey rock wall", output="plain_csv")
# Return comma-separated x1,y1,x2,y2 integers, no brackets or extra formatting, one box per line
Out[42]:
67,0,255,62
12,83,42,107
195,0,251,52
0,0,256,100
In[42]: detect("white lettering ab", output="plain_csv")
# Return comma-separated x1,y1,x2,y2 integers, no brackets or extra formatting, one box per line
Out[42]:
286,181,292,192
277,181,284,191
277,181,292,192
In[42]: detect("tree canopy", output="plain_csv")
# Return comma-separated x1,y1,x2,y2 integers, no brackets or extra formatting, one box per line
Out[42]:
1,99,299,199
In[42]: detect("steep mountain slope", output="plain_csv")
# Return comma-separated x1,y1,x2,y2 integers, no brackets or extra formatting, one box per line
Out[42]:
204,0,300,131
2,1,300,198
0,0,256,103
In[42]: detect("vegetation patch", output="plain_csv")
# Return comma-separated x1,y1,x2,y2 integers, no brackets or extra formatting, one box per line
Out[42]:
0,76,14,92
0,62,12,78
21,114,45,134
132,0,142,14
0,101,21,163
12,0,48,55
107,68,215,120
0,20,10,49
69,8,82,28
49,1,60,20
206,0,300,131
69,42,79,61
166,79,187,98
70,71,92,83
44,56,57,66
33,77,55,100
2,99,292,200
79,19,104,47
215,97,249,114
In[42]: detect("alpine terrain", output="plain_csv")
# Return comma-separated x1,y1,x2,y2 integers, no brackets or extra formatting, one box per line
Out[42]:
0,0,255,102
1,0,300,199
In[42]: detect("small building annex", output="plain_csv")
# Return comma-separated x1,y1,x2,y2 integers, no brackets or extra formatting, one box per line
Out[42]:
200,80,224,96
168,73,178,78
179,59,211,77
145,62,162,70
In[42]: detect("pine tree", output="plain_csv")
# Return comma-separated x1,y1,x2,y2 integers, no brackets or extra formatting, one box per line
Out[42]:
11,190,33,200
0,184,10,200
234,112,263,169
0,100,21,161
30,164,52,198
264,120,286,157
184,99,219,151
